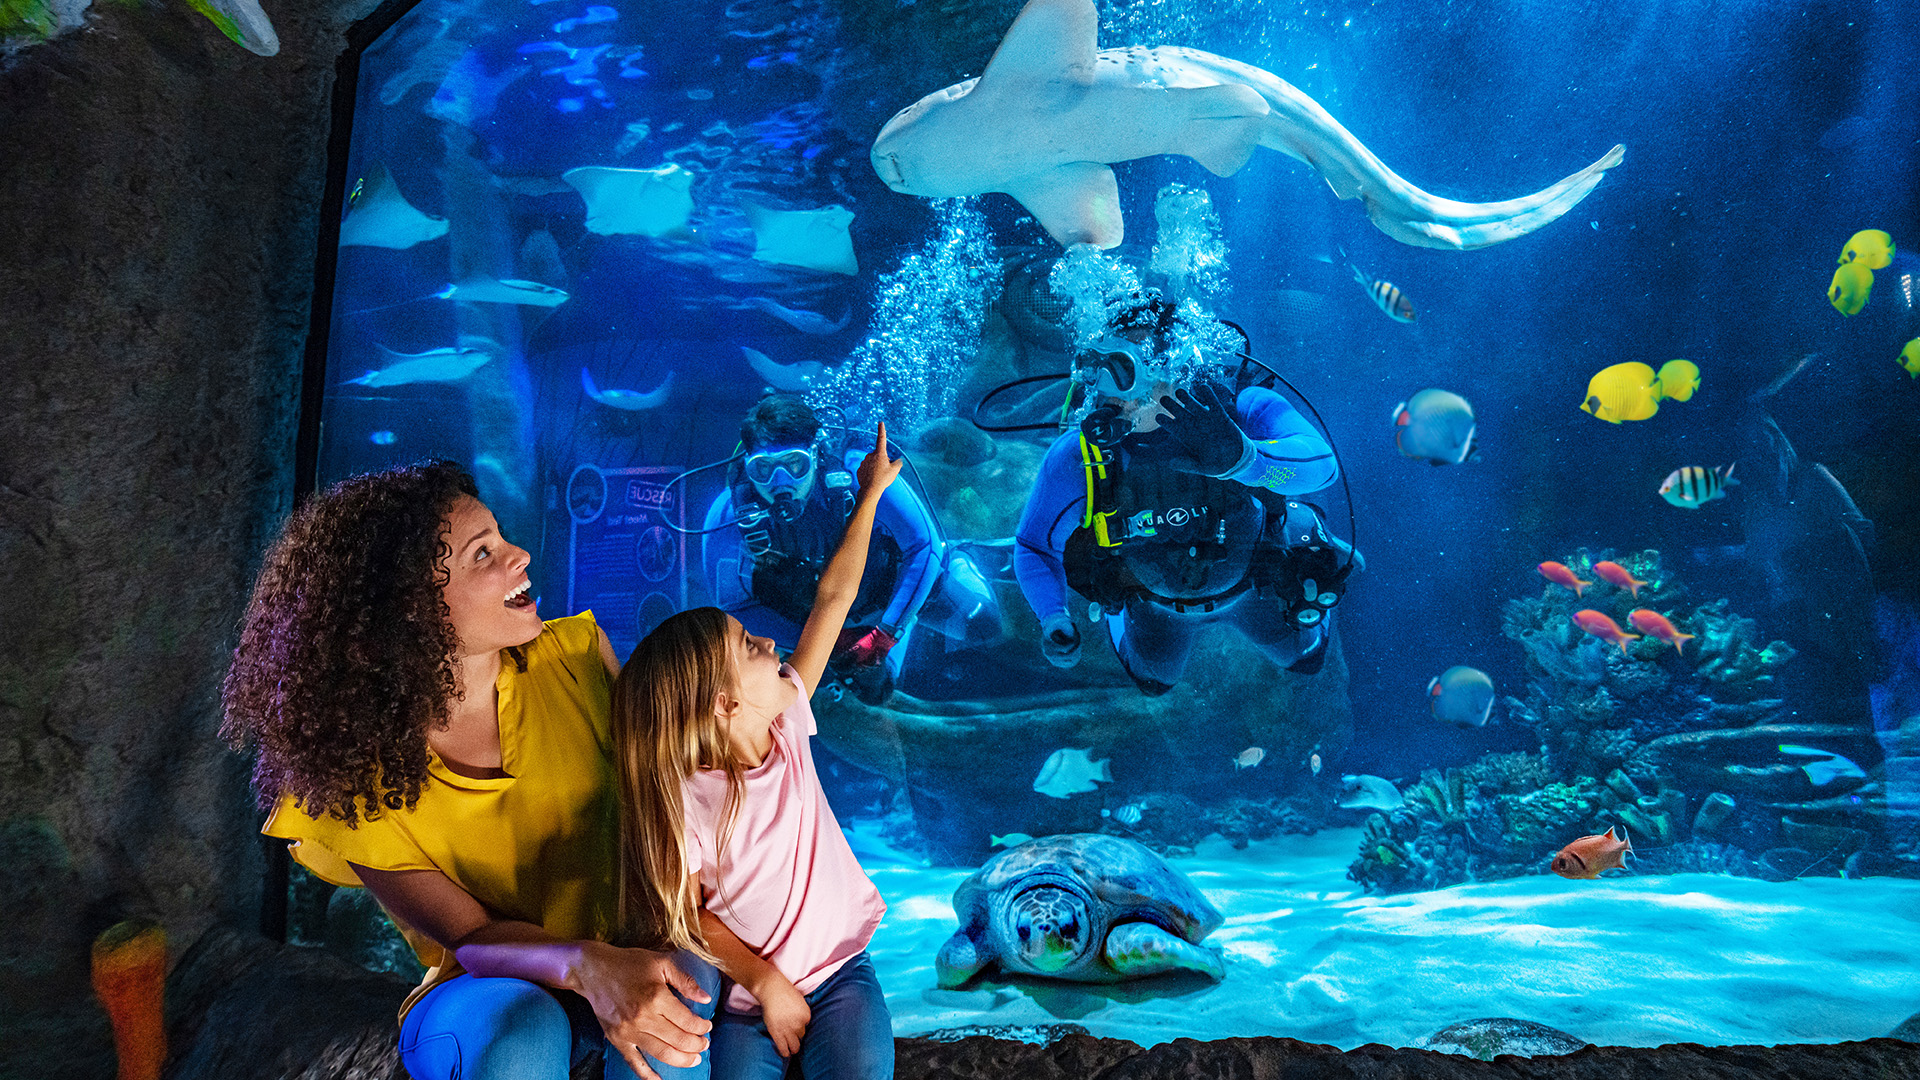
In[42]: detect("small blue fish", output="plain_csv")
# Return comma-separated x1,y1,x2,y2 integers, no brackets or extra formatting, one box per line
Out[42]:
1428,666,1495,727
1104,802,1144,827
581,367,674,411
990,833,1034,848
368,430,396,446
1777,744,1867,787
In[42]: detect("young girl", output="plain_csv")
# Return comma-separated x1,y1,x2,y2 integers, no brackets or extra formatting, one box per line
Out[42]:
613,421,902,1080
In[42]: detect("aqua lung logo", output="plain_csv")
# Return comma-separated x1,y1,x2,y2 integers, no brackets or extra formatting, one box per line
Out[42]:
1126,505,1207,539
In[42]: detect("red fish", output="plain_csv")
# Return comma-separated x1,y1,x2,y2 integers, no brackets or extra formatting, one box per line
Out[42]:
1628,609,1696,654
1573,609,1641,653
1552,826,1633,879
1538,561,1591,595
1592,560,1650,598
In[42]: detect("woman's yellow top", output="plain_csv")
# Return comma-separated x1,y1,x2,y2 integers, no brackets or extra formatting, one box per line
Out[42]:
263,612,618,1020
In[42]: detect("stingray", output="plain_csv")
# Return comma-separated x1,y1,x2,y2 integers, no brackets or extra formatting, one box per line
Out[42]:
581,367,675,410
564,164,695,237
187,0,279,56
427,49,532,129
741,201,859,276
443,276,571,307
740,346,828,391
343,346,492,388
339,165,450,249
731,296,851,335
870,0,1623,250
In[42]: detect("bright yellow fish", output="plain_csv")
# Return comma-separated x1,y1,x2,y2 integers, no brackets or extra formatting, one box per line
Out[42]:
1657,359,1699,401
1901,337,1920,379
1829,261,1872,316
1839,229,1894,270
1581,361,1662,423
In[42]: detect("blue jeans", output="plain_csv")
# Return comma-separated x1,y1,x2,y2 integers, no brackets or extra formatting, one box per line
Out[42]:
710,952,892,1080
399,951,722,1080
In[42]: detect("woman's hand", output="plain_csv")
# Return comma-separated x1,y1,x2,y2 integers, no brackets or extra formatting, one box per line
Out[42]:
569,940,713,1079
855,420,903,497
753,970,813,1058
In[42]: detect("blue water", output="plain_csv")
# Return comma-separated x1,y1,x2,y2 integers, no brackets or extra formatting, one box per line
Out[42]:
315,0,1920,1049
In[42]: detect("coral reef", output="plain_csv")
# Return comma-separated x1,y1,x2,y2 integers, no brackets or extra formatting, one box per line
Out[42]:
1503,549,1797,781
1349,550,1895,893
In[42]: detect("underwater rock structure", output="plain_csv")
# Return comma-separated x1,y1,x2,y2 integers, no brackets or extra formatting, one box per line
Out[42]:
816,617,1353,863
1348,550,1904,893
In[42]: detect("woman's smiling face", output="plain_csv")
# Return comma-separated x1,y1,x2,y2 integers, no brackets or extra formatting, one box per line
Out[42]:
441,496,544,657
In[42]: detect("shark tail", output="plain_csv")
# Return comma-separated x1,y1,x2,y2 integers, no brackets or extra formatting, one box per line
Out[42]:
1234,57,1624,250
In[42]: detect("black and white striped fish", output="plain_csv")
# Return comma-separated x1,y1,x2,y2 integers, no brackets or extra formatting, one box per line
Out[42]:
1351,263,1415,323
1658,463,1738,508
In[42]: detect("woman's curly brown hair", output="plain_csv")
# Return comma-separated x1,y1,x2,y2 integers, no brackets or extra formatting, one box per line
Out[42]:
220,461,479,825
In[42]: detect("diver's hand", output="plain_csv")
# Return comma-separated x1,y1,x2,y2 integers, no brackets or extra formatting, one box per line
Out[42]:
855,420,903,496
1137,383,1248,476
1040,612,1081,668
570,941,712,1080
753,971,812,1058
840,625,897,667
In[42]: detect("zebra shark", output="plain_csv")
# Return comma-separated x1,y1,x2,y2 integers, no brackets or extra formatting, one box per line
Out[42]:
870,0,1623,251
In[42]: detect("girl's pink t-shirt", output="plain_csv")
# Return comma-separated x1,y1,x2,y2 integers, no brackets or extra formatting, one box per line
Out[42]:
683,667,886,1013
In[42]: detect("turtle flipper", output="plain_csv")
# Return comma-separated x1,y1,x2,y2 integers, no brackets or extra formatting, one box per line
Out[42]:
937,930,989,988
1102,921,1225,980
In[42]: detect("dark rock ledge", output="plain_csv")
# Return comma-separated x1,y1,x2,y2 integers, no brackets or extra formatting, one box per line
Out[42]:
161,927,1920,1080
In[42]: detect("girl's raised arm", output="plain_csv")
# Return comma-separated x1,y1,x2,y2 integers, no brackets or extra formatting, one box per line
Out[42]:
786,420,901,696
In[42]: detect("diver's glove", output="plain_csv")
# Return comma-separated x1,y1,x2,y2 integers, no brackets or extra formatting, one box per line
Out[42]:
835,624,899,667
1135,382,1251,477
1039,611,1081,668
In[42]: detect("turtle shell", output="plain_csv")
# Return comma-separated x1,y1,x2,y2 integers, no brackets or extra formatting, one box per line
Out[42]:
952,833,1222,946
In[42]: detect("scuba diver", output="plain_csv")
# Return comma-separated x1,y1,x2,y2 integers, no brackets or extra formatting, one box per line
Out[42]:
702,393,1000,702
1013,295,1354,695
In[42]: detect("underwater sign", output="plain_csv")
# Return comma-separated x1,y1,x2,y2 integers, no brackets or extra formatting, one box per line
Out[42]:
566,464,687,654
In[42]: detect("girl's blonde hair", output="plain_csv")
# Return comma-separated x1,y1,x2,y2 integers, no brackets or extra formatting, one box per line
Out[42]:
611,606,748,956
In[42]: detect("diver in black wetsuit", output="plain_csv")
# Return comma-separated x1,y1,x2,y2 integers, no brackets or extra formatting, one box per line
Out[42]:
1012,296,1354,695
702,394,999,702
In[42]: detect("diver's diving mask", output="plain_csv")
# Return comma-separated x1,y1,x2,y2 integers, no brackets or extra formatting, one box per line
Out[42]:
1078,334,1152,401
745,445,816,521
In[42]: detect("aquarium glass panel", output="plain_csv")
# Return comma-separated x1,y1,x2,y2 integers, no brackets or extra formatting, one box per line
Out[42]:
313,0,1920,1052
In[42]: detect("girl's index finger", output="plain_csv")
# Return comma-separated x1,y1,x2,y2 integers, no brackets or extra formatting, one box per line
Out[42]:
875,420,888,458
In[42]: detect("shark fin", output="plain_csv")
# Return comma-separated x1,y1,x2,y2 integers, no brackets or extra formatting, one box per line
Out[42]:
1005,163,1124,249
1169,84,1268,177
980,0,1098,87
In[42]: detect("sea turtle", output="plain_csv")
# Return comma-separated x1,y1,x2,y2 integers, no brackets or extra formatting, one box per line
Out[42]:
935,833,1225,987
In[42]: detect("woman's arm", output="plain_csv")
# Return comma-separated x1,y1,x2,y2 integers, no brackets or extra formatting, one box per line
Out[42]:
785,421,902,696
697,907,811,1057
354,864,710,1078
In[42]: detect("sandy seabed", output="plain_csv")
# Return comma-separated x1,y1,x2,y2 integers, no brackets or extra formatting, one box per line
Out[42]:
848,823,1920,1049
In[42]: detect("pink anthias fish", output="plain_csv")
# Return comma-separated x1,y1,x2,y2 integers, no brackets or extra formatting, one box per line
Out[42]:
1592,560,1650,598
1538,561,1591,596
1573,609,1641,653
1629,609,1696,654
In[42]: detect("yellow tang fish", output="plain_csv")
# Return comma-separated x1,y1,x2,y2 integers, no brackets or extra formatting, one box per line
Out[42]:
1829,261,1872,315
1580,361,1662,423
1839,229,1895,270
1900,337,1920,379
1657,359,1699,401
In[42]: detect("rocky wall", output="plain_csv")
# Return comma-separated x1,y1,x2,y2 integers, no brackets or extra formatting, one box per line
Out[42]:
0,2,376,1074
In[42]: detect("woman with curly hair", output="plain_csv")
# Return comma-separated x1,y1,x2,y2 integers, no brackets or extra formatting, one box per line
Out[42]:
221,461,716,1080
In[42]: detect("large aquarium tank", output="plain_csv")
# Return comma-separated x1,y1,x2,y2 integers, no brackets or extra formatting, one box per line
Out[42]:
305,0,1920,1052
